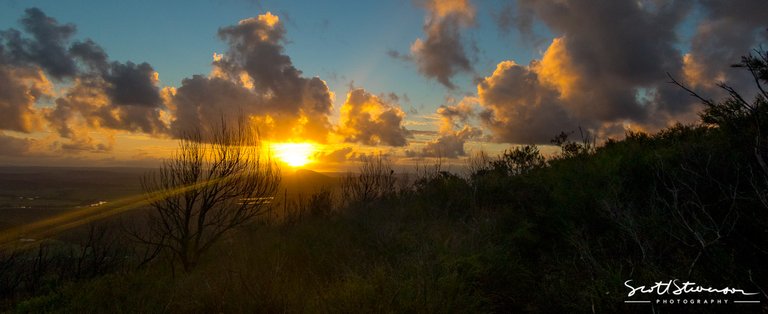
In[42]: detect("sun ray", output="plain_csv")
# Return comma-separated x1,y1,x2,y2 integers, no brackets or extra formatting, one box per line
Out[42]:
0,175,232,250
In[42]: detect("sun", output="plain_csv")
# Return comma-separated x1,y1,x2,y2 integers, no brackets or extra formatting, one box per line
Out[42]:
271,143,316,167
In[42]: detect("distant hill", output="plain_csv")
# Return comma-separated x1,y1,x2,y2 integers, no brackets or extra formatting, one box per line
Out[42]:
280,169,338,196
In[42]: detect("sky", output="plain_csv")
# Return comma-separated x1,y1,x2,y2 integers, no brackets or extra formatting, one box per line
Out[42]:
0,0,766,171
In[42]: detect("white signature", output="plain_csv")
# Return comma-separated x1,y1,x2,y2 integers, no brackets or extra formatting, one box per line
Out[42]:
625,280,759,297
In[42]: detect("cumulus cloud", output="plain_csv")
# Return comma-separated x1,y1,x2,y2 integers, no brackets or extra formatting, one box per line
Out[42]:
313,147,356,164
0,7,168,153
1,8,78,79
0,64,49,133
104,61,162,107
412,125,481,158
436,99,474,133
68,39,108,72
401,0,476,89
0,8,67,134
478,60,576,143
476,0,766,144
47,75,167,141
409,98,481,158
45,58,167,150
168,12,334,143
338,88,410,146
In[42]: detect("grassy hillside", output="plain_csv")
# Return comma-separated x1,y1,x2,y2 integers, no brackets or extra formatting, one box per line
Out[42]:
3,121,766,313
3,54,768,313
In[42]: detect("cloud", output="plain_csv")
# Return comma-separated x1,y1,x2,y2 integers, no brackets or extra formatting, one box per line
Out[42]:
103,61,162,107
0,64,49,133
169,12,334,143
338,88,410,146
169,75,264,137
411,125,481,158
0,8,65,134
0,132,35,156
478,60,575,143
68,39,108,72
409,97,481,158
0,7,169,153
58,129,113,152
436,99,474,133
683,0,768,90
476,0,766,144
405,0,476,89
0,8,78,79
47,75,168,139
491,4,516,36
313,146,356,164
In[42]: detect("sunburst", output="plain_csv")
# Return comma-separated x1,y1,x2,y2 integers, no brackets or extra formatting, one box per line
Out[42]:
271,143,316,167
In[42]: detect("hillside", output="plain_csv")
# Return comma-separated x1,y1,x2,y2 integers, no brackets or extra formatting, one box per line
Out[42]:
3,54,768,313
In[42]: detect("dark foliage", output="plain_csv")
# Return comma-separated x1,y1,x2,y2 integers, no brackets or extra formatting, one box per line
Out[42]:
5,51,768,313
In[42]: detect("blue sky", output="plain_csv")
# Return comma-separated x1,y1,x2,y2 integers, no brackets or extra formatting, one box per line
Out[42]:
0,0,539,117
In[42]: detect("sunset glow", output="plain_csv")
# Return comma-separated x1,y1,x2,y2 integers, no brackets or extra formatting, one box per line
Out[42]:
0,1,765,311
271,143,316,167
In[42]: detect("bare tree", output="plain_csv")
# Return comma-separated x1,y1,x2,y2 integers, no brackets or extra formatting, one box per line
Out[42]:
340,154,396,206
653,156,741,276
134,119,280,272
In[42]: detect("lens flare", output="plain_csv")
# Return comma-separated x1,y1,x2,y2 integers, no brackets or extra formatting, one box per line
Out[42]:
271,143,315,167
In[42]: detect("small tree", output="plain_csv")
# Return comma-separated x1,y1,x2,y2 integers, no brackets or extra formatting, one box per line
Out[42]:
136,119,280,272
550,128,595,159
340,154,396,206
492,145,546,176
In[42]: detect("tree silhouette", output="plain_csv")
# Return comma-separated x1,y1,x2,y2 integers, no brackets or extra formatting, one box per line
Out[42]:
134,118,280,272
669,49,768,173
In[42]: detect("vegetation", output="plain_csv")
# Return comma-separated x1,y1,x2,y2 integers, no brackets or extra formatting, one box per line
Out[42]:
0,51,767,312
132,118,280,272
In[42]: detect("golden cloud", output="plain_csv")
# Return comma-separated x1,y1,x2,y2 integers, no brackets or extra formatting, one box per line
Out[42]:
338,89,410,147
